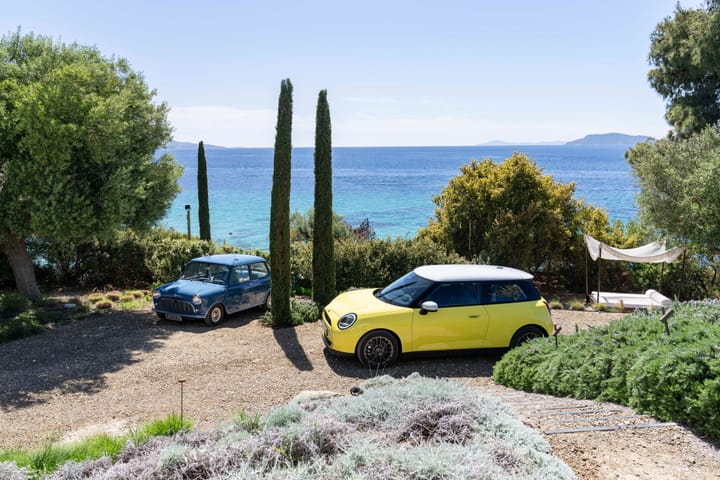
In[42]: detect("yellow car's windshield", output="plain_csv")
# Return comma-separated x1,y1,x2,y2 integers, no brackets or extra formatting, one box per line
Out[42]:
375,272,433,307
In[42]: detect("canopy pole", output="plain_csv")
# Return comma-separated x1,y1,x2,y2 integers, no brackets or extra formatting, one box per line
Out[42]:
596,245,602,304
679,245,687,300
660,262,665,293
585,246,590,304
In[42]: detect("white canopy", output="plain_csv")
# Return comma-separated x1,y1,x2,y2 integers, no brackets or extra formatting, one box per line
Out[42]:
584,234,684,264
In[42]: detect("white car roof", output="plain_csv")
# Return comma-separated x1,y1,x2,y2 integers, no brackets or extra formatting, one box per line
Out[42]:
413,264,533,282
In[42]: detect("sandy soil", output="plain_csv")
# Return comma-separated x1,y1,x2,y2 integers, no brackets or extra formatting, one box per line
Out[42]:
1,304,719,479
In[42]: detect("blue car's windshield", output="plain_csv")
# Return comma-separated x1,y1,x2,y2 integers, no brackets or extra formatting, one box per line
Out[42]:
375,272,433,307
180,261,230,285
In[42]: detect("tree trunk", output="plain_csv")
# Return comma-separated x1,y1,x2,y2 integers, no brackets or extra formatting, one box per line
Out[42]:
3,231,41,299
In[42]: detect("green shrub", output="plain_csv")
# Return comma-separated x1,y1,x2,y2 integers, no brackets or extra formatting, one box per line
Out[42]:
260,298,320,327
290,298,320,325
35,310,63,325
292,237,464,293
569,300,585,311
493,300,720,439
548,299,563,310
0,313,43,342
0,292,31,315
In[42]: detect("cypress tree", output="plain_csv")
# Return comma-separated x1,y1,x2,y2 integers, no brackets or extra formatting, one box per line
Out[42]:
269,79,293,325
312,90,336,306
197,140,211,240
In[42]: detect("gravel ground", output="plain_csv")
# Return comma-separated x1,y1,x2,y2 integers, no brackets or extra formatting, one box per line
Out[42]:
1,303,719,479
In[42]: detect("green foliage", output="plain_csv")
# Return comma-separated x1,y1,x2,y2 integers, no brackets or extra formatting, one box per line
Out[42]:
0,30,182,296
260,297,320,327
628,125,720,253
269,78,293,327
0,414,193,477
27,228,218,288
129,413,192,444
291,237,465,293
197,141,211,241
419,153,603,274
232,411,263,433
290,210,374,242
0,292,31,314
0,312,44,342
312,89,336,307
493,300,720,439
648,2,720,138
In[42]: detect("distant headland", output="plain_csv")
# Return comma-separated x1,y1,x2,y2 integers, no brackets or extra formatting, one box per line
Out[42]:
165,132,654,150
479,132,653,148
564,133,653,146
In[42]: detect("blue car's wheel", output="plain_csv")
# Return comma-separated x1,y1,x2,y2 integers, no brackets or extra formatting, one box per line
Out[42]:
204,304,225,326
357,330,399,369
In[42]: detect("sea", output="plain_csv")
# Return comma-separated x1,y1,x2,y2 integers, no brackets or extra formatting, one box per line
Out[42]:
157,145,638,250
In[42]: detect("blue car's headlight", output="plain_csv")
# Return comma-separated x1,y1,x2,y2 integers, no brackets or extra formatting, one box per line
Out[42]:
338,313,357,330
192,295,203,305
152,290,161,299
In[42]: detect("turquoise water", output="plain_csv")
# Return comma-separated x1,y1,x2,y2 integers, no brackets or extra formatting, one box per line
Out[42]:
159,145,637,250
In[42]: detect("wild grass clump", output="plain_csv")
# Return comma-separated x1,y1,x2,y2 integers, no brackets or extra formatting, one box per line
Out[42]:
569,299,585,311
548,299,563,310
494,300,720,440
0,414,192,478
13,374,576,479
106,291,122,302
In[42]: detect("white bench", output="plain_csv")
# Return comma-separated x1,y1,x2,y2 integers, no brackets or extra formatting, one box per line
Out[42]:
591,289,672,309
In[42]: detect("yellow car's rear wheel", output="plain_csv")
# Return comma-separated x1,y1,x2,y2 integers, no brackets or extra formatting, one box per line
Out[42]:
510,326,545,347
357,330,399,368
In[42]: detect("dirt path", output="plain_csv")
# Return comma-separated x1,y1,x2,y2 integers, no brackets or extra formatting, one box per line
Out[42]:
1,306,719,479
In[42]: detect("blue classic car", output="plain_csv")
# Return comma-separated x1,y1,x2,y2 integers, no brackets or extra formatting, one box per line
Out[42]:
152,254,271,326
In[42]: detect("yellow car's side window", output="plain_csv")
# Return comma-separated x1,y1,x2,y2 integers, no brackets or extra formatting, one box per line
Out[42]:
425,282,479,307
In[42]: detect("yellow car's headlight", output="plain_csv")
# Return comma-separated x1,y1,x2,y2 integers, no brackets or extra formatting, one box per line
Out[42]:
337,313,357,330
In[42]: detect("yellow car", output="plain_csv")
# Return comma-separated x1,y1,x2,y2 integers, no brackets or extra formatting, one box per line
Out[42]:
322,264,553,367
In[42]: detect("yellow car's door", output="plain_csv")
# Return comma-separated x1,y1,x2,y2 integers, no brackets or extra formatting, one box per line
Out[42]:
410,282,489,351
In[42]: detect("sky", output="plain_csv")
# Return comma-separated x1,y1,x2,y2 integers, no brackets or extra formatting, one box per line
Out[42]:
2,0,703,147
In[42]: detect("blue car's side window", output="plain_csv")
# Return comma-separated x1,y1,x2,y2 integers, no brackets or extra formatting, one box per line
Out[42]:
250,262,269,280
229,266,250,285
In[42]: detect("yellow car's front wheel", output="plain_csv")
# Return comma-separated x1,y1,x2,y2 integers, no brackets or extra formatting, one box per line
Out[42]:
357,330,399,368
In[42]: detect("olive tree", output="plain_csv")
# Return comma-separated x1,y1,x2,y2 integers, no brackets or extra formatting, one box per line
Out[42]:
0,31,181,298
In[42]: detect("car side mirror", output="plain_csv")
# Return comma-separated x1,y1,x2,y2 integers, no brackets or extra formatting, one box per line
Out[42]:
419,301,439,315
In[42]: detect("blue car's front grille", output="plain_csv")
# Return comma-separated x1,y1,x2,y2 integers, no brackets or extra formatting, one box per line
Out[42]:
158,298,195,314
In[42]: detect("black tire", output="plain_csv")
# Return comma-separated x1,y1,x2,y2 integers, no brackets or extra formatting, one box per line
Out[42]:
357,330,399,368
510,326,545,348
156,312,166,320
204,304,225,326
